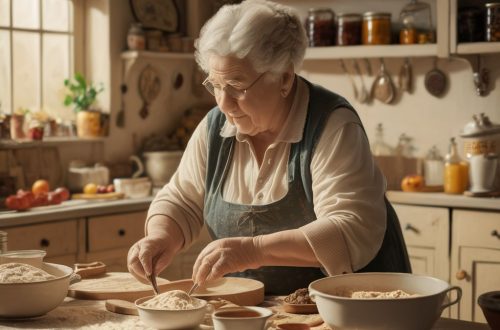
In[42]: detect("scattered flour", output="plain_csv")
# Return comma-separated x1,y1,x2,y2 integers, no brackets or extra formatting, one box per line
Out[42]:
140,290,203,310
0,263,55,283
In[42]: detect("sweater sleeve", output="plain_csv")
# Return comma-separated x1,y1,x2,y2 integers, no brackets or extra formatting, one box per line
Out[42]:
144,116,208,249
300,108,387,274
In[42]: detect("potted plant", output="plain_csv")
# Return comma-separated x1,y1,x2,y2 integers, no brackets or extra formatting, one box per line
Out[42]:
63,73,104,138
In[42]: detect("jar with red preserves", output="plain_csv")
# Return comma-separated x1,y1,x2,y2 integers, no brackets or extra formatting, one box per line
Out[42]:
362,12,392,45
306,8,335,46
336,13,362,46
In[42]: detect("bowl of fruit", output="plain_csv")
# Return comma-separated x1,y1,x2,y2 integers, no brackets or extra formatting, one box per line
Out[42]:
4,179,70,212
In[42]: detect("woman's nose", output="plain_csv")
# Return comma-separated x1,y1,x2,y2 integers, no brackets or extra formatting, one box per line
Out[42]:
217,91,238,113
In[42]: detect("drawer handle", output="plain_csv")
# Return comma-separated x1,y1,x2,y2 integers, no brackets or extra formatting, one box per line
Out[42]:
40,238,50,248
456,269,469,281
491,230,500,239
405,223,420,234
118,229,126,237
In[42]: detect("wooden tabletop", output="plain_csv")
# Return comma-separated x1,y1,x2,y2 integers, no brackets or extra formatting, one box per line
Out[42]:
0,297,489,330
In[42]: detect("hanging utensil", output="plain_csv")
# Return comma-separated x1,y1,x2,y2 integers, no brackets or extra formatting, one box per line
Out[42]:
339,59,359,101
398,57,413,94
472,55,489,97
371,58,396,104
138,65,161,119
424,58,447,97
363,58,372,76
353,59,370,103
116,61,127,128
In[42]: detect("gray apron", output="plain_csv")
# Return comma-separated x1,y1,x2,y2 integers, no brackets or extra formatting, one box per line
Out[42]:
204,77,411,295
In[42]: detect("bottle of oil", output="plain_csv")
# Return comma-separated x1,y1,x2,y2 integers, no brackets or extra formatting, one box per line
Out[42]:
444,137,469,194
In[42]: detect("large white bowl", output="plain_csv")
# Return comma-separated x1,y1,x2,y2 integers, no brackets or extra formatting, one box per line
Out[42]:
135,295,208,330
309,273,462,330
0,262,73,318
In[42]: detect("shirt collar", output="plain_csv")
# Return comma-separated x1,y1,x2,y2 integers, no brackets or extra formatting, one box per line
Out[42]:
219,76,310,143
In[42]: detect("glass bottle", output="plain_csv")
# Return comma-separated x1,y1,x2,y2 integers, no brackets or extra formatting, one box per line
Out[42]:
444,137,469,194
424,146,444,187
399,0,434,43
371,123,394,156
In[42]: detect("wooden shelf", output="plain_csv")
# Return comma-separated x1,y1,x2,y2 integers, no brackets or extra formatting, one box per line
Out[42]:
0,137,106,148
304,44,439,60
455,42,500,55
121,50,194,61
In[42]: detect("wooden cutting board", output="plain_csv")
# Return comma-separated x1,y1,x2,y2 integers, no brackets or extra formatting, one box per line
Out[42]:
71,192,125,200
67,272,170,301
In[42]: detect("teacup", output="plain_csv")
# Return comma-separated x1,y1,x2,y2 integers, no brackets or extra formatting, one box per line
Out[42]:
212,306,273,330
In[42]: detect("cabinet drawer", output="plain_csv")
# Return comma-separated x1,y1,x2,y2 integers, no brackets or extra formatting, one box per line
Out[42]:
393,204,449,247
4,220,78,257
453,210,500,249
87,211,146,252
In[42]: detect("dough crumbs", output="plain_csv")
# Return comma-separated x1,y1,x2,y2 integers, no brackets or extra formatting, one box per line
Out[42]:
0,262,56,283
140,289,203,310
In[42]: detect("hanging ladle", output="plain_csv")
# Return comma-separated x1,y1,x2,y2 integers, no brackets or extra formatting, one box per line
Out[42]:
371,58,396,104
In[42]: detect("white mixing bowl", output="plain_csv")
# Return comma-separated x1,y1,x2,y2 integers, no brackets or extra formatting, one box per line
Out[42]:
309,272,461,330
0,262,74,318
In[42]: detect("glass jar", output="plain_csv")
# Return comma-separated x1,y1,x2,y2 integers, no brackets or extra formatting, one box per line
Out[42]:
362,12,392,45
306,8,335,47
127,23,146,50
399,0,434,43
486,3,500,42
400,27,417,44
457,7,485,42
336,14,362,46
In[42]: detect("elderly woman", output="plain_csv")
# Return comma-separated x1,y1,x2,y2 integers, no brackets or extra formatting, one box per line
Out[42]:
128,0,410,294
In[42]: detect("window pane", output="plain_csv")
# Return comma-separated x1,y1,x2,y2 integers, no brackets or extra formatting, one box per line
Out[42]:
13,0,40,29
0,0,10,27
13,31,40,111
43,34,70,120
43,0,69,32
0,30,11,113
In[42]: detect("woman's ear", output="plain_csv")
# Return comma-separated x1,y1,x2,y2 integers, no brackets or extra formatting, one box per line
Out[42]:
280,64,295,98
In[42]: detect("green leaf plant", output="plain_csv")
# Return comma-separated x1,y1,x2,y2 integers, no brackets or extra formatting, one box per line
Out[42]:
63,73,104,113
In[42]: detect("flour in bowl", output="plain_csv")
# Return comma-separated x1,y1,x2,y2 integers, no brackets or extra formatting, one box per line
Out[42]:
140,290,203,310
0,262,56,283
334,288,419,299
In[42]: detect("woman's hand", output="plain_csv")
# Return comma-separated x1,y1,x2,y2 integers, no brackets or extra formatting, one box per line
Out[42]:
192,237,262,286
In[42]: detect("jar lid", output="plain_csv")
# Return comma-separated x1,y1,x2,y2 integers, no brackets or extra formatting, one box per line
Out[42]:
486,3,500,8
363,12,391,19
337,13,362,20
460,113,500,137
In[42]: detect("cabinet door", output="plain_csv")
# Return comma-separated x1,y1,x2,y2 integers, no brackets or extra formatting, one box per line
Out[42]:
87,211,146,252
4,220,79,258
393,204,450,281
451,210,500,323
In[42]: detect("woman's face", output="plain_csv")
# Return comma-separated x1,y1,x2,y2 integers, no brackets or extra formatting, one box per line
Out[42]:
207,55,290,137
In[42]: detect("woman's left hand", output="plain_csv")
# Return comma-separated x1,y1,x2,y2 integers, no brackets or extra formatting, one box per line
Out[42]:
192,237,262,286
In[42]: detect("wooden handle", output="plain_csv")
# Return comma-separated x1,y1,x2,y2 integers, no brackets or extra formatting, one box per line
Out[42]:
74,261,107,279
456,269,468,281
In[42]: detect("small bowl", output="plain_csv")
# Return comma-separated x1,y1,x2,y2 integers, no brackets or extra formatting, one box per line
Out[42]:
135,295,207,330
309,273,462,330
0,262,73,318
0,250,47,268
212,306,273,330
113,177,152,199
478,291,500,329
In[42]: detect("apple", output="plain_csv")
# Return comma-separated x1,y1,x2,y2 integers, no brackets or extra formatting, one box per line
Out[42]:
54,187,70,201
47,191,63,205
401,174,425,192
106,184,115,193
97,185,108,194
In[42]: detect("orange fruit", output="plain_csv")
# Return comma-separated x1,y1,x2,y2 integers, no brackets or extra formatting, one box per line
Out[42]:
83,183,98,194
32,179,50,195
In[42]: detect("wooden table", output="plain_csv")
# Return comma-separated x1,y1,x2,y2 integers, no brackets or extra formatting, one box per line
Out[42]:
0,297,489,329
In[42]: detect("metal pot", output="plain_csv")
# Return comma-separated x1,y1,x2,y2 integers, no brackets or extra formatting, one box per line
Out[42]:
143,151,183,187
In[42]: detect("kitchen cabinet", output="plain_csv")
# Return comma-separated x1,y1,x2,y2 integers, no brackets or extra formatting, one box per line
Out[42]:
450,209,500,323
392,204,450,282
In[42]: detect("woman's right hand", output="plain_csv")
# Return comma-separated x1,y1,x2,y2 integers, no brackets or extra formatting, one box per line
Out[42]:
127,234,179,284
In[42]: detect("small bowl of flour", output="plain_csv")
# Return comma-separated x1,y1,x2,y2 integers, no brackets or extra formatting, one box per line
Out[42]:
135,290,208,330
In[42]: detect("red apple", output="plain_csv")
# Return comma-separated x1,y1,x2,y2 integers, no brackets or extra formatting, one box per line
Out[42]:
54,187,70,201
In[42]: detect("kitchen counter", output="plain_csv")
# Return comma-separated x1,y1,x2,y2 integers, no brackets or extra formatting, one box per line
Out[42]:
0,196,155,228
0,297,489,330
387,190,500,211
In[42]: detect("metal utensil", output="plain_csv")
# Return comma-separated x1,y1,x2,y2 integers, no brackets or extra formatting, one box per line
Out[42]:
371,58,396,104
340,59,359,101
398,58,413,94
187,283,198,296
146,273,160,295
424,58,447,98
353,59,370,103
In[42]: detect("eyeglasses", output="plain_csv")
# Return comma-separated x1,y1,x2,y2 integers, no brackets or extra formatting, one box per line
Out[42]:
202,72,266,100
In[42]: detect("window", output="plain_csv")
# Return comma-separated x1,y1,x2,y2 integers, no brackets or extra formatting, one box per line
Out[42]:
0,0,82,121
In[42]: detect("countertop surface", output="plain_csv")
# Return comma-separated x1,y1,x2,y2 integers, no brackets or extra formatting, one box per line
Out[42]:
387,190,500,211
0,297,489,330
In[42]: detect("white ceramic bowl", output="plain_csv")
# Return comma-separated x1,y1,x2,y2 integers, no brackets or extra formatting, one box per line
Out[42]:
113,177,152,198
135,295,208,330
0,250,46,268
143,151,183,187
212,306,273,330
0,262,73,318
309,273,462,330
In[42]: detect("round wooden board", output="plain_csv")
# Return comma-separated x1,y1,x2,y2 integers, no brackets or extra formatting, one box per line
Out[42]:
67,272,170,301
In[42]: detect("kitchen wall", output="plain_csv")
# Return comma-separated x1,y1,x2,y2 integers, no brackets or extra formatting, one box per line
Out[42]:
89,0,500,165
